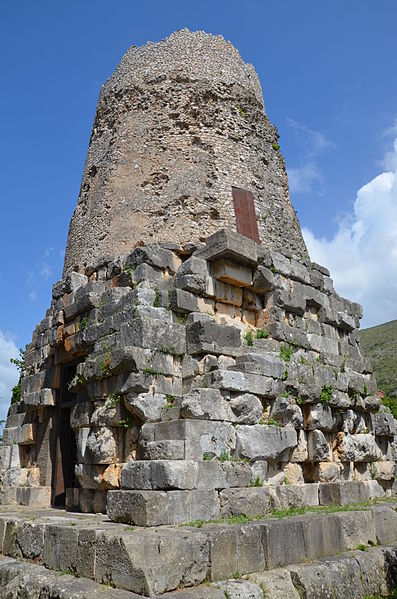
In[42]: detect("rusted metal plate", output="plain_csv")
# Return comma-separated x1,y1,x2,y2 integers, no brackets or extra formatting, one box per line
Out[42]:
232,187,260,244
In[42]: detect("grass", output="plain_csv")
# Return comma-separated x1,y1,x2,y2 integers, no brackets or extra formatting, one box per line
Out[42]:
320,385,333,404
280,343,294,362
359,319,397,397
244,330,253,346
184,497,397,528
255,328,269,339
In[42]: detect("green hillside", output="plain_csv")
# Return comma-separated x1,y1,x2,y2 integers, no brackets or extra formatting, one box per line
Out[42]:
359,319,397,397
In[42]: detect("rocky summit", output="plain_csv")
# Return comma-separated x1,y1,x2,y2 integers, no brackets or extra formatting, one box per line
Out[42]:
1,30,396,598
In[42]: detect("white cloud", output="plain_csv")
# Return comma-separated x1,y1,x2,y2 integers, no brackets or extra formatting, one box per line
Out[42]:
0,330,19,424
303,133,397,328
288,163,323,194
286,119,333,194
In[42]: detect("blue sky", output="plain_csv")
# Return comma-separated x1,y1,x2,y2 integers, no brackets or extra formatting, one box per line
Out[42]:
1,0,397,419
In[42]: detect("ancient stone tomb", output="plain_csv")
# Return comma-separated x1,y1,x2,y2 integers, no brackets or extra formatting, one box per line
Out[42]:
0,29,395,524
1,228,395,523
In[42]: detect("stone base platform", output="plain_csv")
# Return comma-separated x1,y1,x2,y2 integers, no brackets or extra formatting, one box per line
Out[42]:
1,499,397,596
107,480,388,526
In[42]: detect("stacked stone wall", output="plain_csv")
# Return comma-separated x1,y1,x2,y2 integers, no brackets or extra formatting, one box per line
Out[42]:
1,229,395,521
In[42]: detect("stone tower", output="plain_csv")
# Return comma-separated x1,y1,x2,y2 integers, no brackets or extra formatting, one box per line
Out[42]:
1,30,393,537
63,29,307,274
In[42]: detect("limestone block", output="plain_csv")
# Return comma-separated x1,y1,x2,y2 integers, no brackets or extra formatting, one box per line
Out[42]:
236,424,297,461
250,570,300,599
120,316,186,355
335,432,379,463
180,388,236,422
84,427,123,464
304,403,335,432
127,245,182,274
121,459,198,490
271,397,303,428
75,463,122,489
142,439,185,460
235,352,285,378
212,259,252,288
204,522,266,580
267,462,285,485
0,445,11,470
168,288,199,313
216,580,263,599
307,430,330,462
107,489,220,526
319,481,371,505
338,510,377,549
211,369,281,398
316,461,341,483
229,393,263,424
290,430,308,462
70,401,92,429
284,463,305,485
125,391,167,422
250,461,268,484
197,461,251,489
288,556,363,599
142,419,236,460
274,483,319,509
196,229,258,266
16,521,44,561
372,412,397,437
307,333,339,354
250,265,275,294
186,320,241,356
372,461,395,481
373,506,397,544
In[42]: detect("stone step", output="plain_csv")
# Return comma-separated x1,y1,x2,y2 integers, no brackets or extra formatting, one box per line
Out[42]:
161,545,397,598
1,502,397,595
110,476,386,527
0,555,140,598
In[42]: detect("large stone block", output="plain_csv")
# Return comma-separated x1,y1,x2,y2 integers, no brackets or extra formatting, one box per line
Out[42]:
121,460,198,490
220,487,272,518
235,352,285,378
235,425,297,461
95,527,209,595
180,388,236,422
107,489,220,526
144,419,237,460
186,319,241,356
229,393,263,424
319,481,371,505
211,369,281,398
197,461,251,490
196,229,258,266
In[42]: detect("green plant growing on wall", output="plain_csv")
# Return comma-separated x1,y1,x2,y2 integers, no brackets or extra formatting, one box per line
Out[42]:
10,346,26,404
272,142,280,151
105,393,121,409
320,385,334,404
237,106,246,118
119,415,133,429
255,328,269,339
79,316,89,331
244,330,254,346
153,287,160,307
280,343,294,362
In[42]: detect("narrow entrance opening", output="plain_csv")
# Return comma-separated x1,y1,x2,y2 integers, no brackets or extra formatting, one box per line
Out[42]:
51,361,79,507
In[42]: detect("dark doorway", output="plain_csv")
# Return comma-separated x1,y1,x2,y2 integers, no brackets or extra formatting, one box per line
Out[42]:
51,361,79,507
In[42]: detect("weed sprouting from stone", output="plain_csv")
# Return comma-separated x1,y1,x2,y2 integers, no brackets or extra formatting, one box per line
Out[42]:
320,385,334,404
280,343,294,362
255,328,269,339
244,330,253,346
